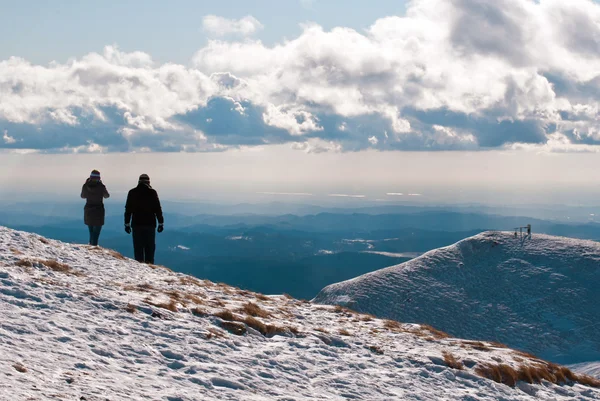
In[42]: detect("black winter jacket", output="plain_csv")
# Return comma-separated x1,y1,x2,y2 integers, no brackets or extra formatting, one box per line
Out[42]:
81,179,110,226
124,183,164,227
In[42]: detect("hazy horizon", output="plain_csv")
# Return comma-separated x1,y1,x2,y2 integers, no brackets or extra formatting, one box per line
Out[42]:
3,1,600,208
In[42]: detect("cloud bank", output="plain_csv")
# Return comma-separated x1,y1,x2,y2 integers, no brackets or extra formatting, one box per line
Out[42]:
2,0,600,153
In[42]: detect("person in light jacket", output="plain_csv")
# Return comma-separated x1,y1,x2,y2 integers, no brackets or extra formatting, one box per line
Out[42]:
81,170,110,246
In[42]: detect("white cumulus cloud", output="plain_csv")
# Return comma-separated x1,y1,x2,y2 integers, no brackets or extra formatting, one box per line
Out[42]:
202,15,264,37
3,0,600,153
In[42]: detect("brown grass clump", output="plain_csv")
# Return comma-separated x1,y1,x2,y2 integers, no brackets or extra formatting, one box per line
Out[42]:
368,345,384,355
214,310,236,321
338,328,352,336
191,307,208,317
205,327,225,339
125,304,137,313
476,362,600,389
107,249,126,260
179,276,203,287
144,298,178,313
184,293,204,305
442,352,464,370
241,302,270,318
255,293,270,301
282,293,294,300
334,305,357,315
148,264,172,272
10,248,23,255
243,316,289,337
361,314,374,322
42,259,85,276
38,237,49,244
165,290,182,300
463,341,491,351
13,363,27,373
15,259,33,267
383,320,403,331
220,321,247,336
314,327,329,334
489,341,508,348
576,374,600,388
420,324,450,339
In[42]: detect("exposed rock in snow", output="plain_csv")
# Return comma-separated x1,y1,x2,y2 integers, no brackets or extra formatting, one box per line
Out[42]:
1,227,599,400
314,231,600,366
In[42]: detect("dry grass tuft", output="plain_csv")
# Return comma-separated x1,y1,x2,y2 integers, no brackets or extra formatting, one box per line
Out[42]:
144,298,178,313
420,324,450,339
15,259,33,268
255,293,270,301
179,276,203,287
12,363,27,373
442,352,464,370
148,264,172,272
315,327,329,334
368,345,384,355
10,248,23,255
282,293,294,300
361,314,375,322
334,305,357,315
241,302,270,318
489,341,508,348
191,307,208,317
243,316,289,337
42,259,85,276
125,304,137,313
220,321,247,336
576,374,600,388
383,320,403,331
184,293,204,305
338,328,352,336
214,310,236,321
107,249,126,260
475,362,600,389
463,341,491,351
38,237,49,244
205,327,225,339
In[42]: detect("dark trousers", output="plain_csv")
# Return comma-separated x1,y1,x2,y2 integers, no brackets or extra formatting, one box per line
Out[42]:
88,225,102,246
132,226,156,264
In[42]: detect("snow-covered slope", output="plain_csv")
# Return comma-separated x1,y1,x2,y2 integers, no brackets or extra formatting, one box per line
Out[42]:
314,231,600,367
571,363,600,380
1,227,599,401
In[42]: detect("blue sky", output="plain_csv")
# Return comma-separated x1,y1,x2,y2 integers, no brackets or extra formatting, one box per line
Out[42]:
2,0,600,204
0,0,408,65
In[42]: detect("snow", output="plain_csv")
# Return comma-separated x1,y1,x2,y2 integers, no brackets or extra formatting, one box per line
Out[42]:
0,227,599,400
314,231,600,366
571,363,600,379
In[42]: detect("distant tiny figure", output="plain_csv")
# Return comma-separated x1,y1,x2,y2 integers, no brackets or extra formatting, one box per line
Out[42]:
81,170,110,246
124,174,164,264
514,231,518,238
527,224,532,239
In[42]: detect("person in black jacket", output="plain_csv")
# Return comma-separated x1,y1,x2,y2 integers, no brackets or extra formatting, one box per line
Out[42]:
81,170,110,246
124,174,164,264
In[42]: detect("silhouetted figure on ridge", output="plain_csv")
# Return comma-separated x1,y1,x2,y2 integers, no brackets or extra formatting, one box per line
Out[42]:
124,174,164,264
81,169,110,246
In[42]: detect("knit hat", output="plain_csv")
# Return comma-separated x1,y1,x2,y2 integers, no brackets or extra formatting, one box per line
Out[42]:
90,170,101,180
138,174,150,183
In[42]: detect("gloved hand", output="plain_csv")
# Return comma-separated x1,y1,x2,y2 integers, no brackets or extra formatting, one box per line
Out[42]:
125,224,131,234
157,224,164,233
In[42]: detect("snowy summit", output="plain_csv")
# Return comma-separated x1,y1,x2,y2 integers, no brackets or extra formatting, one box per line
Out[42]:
1,227,599,400
315,231,600,368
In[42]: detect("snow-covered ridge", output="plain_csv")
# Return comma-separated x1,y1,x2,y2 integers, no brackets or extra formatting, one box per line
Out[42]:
314,231,600,368
1,227,599,400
